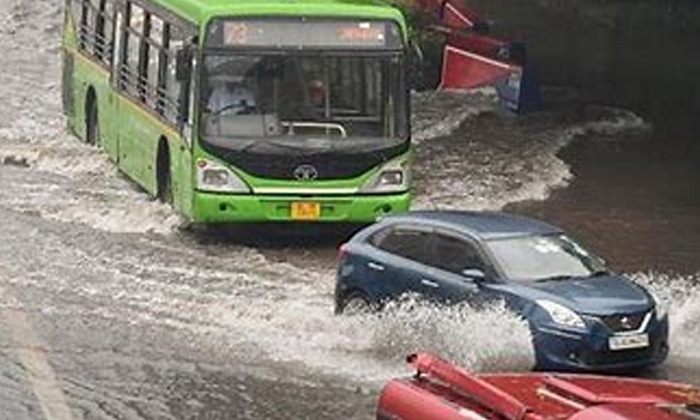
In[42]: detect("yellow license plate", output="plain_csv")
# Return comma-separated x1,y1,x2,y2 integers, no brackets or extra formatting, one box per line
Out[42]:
291,202,321,220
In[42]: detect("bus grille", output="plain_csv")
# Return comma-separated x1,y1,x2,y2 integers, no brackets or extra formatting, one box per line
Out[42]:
201,142,408,181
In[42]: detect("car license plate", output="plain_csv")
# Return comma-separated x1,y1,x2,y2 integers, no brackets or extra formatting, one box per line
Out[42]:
291,202,321,220
609,333,650,351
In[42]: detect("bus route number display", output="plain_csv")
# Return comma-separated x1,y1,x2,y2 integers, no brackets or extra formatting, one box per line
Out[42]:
211,20,401,49
224,22,249,45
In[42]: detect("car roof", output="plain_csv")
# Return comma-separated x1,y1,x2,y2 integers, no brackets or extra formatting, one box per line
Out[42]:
380,211,562,241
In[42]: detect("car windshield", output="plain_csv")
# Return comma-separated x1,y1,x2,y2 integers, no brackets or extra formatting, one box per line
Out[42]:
485,234,608,282
200,53,407,153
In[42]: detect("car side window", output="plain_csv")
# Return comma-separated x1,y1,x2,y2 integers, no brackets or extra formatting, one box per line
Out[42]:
372,227,432,265
432,233,485,275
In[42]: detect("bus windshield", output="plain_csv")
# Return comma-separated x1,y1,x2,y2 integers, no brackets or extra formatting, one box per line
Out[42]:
200,53,408,152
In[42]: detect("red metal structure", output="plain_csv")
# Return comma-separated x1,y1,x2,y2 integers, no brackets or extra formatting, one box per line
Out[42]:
378,353,700,419
405,0,541,112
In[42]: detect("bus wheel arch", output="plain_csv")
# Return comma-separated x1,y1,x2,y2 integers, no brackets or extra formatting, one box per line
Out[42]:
156,137,173,204
85,86,99,146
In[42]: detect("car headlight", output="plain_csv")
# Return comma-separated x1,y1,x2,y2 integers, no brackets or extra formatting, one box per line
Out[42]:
650,292,668,319
196,159,250,193
360,157,410,193
536,300,586,329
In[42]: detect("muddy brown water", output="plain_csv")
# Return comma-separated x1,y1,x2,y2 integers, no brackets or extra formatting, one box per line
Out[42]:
509,133,700,276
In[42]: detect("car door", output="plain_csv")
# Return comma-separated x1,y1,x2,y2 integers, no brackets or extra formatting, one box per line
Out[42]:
367,224,438,302
422,231,491,304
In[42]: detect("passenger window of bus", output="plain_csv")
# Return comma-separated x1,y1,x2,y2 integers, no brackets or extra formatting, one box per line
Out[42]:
95,0,114,63
122,2,145,95
77,0,93,51
144,14,165,110
146,34,161,108
72,0,85,48
165,24,186,123
125,30,141,95
129,3,144,33
149,14,164,45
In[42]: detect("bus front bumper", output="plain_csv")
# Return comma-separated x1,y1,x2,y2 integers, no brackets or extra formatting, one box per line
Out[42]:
192,191,411,223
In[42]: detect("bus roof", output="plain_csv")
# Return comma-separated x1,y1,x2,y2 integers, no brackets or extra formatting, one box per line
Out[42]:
151,0,407,34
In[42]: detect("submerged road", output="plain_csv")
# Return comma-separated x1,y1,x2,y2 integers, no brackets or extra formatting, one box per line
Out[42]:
0,0,699,419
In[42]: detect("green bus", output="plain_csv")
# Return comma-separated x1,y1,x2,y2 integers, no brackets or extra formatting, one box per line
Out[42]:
61,0,411,223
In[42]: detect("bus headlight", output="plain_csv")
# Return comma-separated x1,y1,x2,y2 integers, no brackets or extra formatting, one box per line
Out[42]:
197,159,250,193
376,170,404,186
361,158,409,194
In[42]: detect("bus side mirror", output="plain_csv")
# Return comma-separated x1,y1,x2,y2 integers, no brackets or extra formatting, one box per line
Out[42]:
409,38,424,65
175,47,193,82
407,38,424,90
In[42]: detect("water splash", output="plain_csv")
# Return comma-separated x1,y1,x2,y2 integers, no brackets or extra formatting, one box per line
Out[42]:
632,272,700,362
411,89,499,144
371,296,534,373
412,105,650,212
209,285,534,382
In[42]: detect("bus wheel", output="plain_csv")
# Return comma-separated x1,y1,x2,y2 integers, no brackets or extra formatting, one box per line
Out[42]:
85,89,100,147
156,140,173,204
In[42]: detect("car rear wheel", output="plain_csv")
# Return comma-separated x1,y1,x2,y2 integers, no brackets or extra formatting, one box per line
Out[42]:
339,291,375,315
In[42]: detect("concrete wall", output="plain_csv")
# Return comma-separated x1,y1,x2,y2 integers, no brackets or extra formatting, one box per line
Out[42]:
467,0,700,140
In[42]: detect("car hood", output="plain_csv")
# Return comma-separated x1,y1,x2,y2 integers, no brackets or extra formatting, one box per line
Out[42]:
490,274,652,315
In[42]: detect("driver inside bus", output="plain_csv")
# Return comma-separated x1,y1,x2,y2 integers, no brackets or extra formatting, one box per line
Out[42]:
208,80,257,116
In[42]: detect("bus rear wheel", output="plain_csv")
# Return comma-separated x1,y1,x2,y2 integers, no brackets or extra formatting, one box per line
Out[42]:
85,90,100,147
157,141,173,204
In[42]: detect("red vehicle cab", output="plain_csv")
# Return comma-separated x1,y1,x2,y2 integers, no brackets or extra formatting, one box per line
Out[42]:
378,353,700,420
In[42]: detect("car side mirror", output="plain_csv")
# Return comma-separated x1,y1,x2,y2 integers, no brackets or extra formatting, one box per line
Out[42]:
461,268,486,282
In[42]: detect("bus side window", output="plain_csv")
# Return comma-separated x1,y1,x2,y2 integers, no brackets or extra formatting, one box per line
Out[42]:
70,0,85,49
164,24,186,125
96,0,115,65
74,0,97,52
116,1,191,127
79,0,92,51
147,14,165,113
122,2,145,99
73,0,114,68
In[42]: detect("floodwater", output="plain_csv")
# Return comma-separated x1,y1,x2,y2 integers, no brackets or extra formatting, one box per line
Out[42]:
0,0,699,419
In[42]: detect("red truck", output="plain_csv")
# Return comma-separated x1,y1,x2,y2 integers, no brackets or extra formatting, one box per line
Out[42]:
378,353,700,420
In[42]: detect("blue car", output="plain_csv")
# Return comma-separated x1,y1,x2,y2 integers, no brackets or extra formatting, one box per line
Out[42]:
335,211,669,371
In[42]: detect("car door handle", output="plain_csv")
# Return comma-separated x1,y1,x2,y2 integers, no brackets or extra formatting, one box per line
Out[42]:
421,279,440,288
367,262,385,271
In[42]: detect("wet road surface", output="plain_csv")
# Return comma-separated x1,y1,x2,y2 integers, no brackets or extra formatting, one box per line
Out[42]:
1,0,699,419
